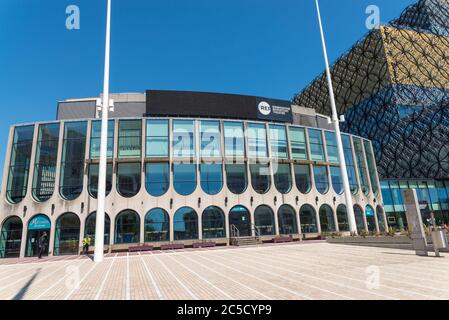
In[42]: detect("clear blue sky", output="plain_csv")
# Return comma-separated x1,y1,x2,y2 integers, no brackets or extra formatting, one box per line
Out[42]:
0,0,414,172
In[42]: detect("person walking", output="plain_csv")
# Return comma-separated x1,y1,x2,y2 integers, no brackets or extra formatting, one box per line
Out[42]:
38,232,48,259
82,236,91,255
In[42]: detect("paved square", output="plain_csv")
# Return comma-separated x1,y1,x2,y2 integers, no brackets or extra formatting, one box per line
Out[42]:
0,242,448,300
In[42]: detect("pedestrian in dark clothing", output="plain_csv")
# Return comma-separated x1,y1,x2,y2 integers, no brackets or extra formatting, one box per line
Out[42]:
38,232,48,259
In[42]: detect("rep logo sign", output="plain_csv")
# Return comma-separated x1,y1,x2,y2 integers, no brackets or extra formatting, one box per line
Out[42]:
258,101,272,116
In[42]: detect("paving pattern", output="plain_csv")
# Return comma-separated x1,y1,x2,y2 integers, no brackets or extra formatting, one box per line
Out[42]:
0,242,448,300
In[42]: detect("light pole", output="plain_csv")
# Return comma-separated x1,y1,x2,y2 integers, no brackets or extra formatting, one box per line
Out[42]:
94,0,112,262
315,0,358,235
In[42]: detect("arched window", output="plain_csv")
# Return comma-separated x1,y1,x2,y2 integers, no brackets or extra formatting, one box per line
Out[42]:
202,206,225,239
319,205,336,233
313,166,329,194
173,163,197,196
226,163,248,194
354,205,366,233
294,164,311,194
229,205,251,237
115,210,140,244
145,162,170,197
88,164,113,198
85,212,111,245
117,163,141,198
376,206,386,232
173,207,198,240
330,166,344,194
273,163,292,194
145,208,169,242
365,205,376,232
54,213,80,256
32,123,59,202
7,125,34,204
0,216,23,258
300,204,317,233
254,205,276,236
336,204,349,232
200,163,223,195
59,122,87,201
250,163,271,194
278,205,298,235
26,214,51,257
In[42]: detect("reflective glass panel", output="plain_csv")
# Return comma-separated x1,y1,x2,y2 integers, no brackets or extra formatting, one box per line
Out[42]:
146,119,169,157
224,122,245,158
173,207,198,240
90,120,114,159
32,123,59,202
145,208,169,242
342,135,358,194
84,212,110,245
117,163,141,197
225,164,248,194
200,163,223,195
325,131,339,163
254,205,276,236
115,210,140,244
319,205,336,232
173,120,195,158
145,162,170,197
330,166,344,194
202,206,225,239
300,205,317,233
59,122,87,200
353,138,370,196
273,163,292,194
88,163,113,198
200,121,221,158
7,125,34,203
118,120,141,158
247,123,267,158
278,205,298,235
294,164,311,194
364,140,379,195
337,205,349,232
173,163,197,196
313,165,329,194
308,129,325,161
289,127,307,160
250,164,271,194
269,124,288,159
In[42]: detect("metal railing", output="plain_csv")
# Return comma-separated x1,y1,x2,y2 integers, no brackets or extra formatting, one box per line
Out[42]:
230,224,240,238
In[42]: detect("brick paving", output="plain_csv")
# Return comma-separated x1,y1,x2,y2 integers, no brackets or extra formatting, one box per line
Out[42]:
0,242,448,300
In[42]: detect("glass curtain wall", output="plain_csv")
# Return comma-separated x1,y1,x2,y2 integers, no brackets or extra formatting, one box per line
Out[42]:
32,123,59,202
7,125,34,203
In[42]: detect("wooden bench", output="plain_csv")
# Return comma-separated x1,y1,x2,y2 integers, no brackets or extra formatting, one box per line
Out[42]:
273,236,293,243
192,242,216,248
128,245,154,252
160,243,185,250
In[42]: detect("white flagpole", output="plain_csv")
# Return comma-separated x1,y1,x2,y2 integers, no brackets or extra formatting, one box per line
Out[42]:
94,0,112,262
315,0,357,235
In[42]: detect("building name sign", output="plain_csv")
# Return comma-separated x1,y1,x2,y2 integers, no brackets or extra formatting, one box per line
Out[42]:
256,98,292,123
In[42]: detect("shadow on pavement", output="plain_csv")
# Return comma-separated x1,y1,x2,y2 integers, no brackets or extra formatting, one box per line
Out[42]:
12,268,42,300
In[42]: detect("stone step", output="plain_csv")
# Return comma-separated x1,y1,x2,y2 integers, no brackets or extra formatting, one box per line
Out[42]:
230,237,262,246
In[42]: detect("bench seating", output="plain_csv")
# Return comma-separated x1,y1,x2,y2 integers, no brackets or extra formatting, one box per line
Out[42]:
160,243,184,250
273,236,293,243
192,242,216,248
128,245,154,252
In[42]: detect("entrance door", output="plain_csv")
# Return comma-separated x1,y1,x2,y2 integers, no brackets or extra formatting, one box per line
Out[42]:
26,215,51,257
26,229,50,257
229,206,251,237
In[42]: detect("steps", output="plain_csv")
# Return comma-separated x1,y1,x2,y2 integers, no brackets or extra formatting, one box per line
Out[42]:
230,236,263,246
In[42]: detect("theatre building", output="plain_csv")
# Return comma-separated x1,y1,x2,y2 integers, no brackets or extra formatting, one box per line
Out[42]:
0,90,384,258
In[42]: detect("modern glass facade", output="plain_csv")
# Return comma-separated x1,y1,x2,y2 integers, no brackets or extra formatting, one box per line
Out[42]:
1,116,381,257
